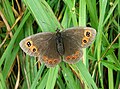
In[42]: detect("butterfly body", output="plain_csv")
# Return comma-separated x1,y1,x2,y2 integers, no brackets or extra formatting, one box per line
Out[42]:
56,30,65,56
19,27,96,67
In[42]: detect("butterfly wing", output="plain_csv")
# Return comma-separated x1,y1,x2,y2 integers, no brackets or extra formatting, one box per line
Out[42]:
62,27,96,48
62,37,83,63
62,27,96,63
19,32,61,67
19,32,53,57
39,37,61,67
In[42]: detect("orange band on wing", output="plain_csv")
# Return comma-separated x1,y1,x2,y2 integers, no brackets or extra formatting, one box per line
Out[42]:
42,56,59,64
65,51,80,60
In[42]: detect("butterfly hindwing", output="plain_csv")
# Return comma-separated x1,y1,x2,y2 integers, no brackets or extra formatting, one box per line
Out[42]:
39,36,61,67
62,36,83,63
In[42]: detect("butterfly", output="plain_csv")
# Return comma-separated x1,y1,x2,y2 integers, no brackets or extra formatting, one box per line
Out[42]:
19,27,96,67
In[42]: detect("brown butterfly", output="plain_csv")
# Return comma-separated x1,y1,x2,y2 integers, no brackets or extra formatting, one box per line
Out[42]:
19,27,96,67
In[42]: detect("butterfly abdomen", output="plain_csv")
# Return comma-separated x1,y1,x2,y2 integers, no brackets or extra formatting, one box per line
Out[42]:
56,31,65,56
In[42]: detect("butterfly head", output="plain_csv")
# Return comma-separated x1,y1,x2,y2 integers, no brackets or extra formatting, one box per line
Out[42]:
56,28,60,33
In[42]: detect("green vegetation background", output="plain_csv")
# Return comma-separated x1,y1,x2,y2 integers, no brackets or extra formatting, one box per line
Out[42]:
0,0,120,89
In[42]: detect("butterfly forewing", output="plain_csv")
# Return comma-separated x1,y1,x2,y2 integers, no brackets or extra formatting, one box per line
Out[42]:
62,27,96,48
19,32,53,57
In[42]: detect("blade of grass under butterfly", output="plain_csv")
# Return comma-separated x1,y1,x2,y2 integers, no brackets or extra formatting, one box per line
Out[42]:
61,7,71,28
85,0,98,29
46,66,59,89
61,64,81,89
0,72,6,89
40,0,61,29
31,64,45,89
62,0,78,26
36,71,49,89
79,0,86,26
57,75,66,89
24,0,61,32
96,0,107,88
79,0,87,67
76,61,98,89
79,0,91,89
